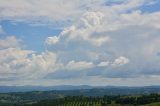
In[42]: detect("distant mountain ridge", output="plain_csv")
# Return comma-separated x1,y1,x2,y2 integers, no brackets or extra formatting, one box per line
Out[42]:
0,85,160,94
0,85,93,93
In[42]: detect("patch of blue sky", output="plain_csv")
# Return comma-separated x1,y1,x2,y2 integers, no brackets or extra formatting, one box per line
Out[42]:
140,0,160,13
105,0,124,6
105,0,160,13
1,20,61,52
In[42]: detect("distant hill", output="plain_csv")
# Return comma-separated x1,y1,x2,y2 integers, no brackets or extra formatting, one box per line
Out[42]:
0,85,160,95
0,85,93,93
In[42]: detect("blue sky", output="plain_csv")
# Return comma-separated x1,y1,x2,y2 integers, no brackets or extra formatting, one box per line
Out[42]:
0,20,61,52
0,0,160,86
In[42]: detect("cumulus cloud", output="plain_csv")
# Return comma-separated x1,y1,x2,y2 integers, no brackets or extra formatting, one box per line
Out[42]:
43,0,160,80
45,36,59,45
45,11,110,48
0,36,22,49
98,61,110,67
0,36,61,80
112,56,129,67
65,60,94,71
0,0,105,27
0,48,34,77
0,48,60,80
81,12,104,28
97,56,129,68
118,11,160,29
0,0,150,27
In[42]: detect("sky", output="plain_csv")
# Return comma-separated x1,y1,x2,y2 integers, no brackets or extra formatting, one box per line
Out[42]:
0,0,160,86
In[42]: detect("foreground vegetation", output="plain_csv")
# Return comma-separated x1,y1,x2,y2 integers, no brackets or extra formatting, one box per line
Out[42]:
0,93,160,106
25,93,160,106
0,88,160,106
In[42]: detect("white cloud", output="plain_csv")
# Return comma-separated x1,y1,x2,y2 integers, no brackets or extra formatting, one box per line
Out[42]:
28,51,61,79
43,0,160,80
0,36,60,80
111,0,145,11
66,60,94,71
97,57,129,68
46,11,110,47
0,48,33,62
0,48,60,80
45,36,59,45
0,0,149,27
0,36,22,49
98,61,110,67
119,11,160,29
0,0,105,26
81,12,104,28
112,56,129,67
0,48,34,75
